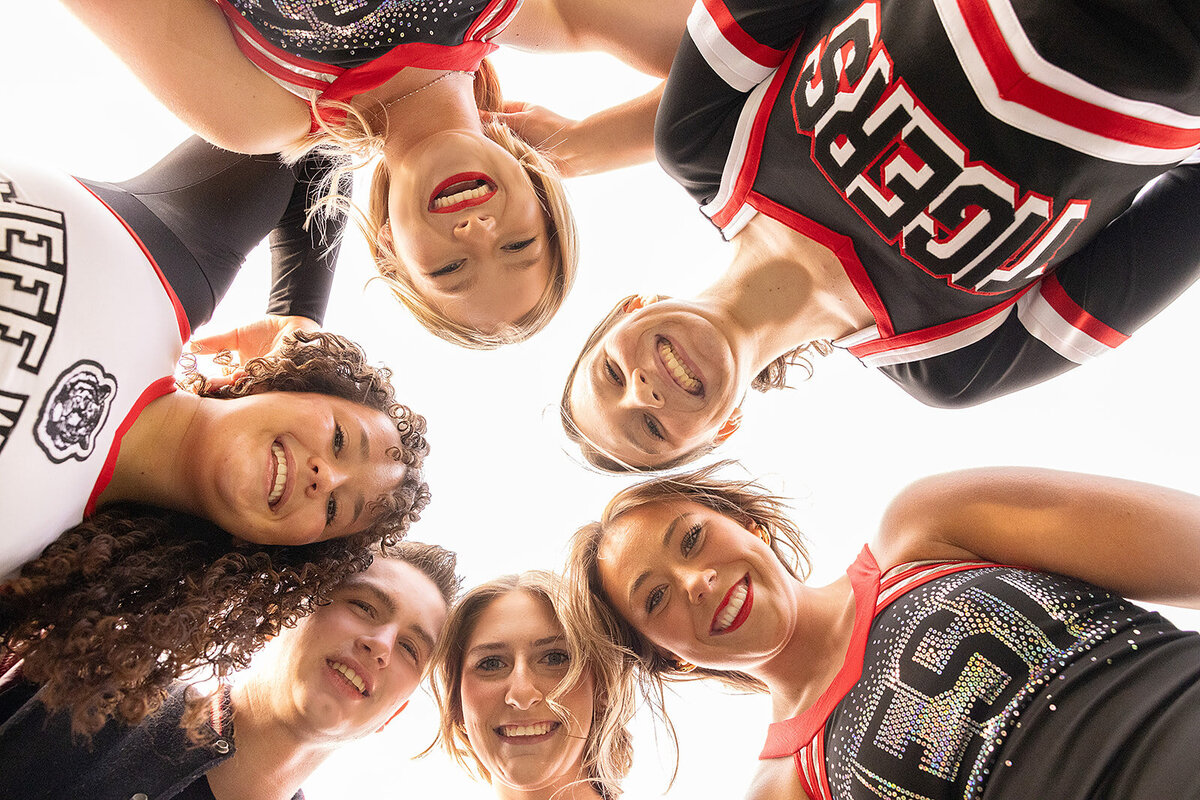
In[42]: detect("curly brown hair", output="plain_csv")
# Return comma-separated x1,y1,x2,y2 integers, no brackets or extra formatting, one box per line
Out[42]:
0,331,431,737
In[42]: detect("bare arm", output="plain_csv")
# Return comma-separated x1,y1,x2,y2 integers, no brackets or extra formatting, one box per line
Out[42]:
61,0,311,153
872,467,1200,608
496,0,693,77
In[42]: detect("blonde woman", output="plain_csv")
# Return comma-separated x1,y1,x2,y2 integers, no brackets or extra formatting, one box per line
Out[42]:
64,0,691,348
430,572,636,799
566,464,1200,799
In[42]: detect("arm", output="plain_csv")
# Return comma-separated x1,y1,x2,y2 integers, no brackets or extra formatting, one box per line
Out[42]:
872,467,1200,608
61,0,310,154
881,160,1200,408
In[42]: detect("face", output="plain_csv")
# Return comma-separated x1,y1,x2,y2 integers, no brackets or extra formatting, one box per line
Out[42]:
386,130,553,334
569,299,741,468
193,392,409,545
260,557,449,742
460,591,596,793
597,500,798,672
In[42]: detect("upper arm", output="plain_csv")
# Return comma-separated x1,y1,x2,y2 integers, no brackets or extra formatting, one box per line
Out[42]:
873,467,1200,608
63,0,311,154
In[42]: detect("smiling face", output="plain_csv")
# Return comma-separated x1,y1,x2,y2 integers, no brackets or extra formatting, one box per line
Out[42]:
385,130,553,334
596,500,799,673
194,392,410,545
459,590,596,794
568,299,742,469
261,556,449,742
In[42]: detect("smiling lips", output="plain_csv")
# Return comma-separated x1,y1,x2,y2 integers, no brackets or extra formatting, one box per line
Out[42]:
710,575,752,635
328,659,369,696
657,336,704,396
495,721,560,742
268,441,288,508
429,172,496,213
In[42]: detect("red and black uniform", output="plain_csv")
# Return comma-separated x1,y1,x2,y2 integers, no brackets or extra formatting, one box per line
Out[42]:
761,547,1200,799
656,0,1200,406
215,0,523,127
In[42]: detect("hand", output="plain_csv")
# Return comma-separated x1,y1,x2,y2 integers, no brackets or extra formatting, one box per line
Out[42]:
486,102,582,177
188,314,319,388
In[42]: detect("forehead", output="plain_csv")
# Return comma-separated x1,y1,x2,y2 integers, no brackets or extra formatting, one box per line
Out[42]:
465,590,562,650
343,558,448,628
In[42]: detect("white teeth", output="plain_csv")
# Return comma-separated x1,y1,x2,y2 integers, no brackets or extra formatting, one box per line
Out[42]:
331,661,366,694
658,339,702,393
433,185,490,209
268,442,287,506
714,581,748,632
498,721,555,737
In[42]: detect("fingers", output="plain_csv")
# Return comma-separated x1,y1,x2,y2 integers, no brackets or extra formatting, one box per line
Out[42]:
201,366,247,390
187,328,240,354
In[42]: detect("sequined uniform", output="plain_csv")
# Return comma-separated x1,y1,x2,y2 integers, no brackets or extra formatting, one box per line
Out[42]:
760,547,1200,799
656,0,1200,407
214,0,523,126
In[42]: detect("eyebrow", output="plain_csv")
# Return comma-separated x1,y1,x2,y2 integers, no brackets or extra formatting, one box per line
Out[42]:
346,578,437,653
465,634,566,659
627,514,687,606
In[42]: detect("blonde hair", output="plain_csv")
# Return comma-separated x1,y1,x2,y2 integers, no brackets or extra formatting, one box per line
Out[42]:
282,61,578,349
560,296,831,472
428,571,635,798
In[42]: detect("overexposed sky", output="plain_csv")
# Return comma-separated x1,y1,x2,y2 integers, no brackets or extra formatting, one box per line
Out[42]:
5,6,1200,798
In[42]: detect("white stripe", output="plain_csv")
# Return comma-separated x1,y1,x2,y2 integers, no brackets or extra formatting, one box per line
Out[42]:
1016,286,1113,364
472,0,522,40
232,29,336,99
854,305,1014,368
701,74,774,228
932,0,1200,165
687,1,775,92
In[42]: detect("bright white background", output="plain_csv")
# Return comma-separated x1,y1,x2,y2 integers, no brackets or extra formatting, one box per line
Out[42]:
5,6,1200,798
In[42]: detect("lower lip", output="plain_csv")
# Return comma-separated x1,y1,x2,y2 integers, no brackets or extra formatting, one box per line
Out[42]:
428,171,496,213
325,661,367,700
712,576,753,635
657,336,705,397
496,723,560,745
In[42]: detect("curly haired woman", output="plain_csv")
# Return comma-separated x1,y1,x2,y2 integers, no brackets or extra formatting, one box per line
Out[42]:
0,140,430,735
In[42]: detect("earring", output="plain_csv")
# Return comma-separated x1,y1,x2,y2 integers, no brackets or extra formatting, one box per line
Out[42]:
674,659,697,673
714,408,742,444
752,525,772,547
622,294,659,313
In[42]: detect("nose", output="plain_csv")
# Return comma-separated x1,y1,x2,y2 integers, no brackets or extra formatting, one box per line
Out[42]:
358,630,393,670
504,662,544,711
305,456,348,496
683,567,717,605
453,214,497,242
628,367,664,408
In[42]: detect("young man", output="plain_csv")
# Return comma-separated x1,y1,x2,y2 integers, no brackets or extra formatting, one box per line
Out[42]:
0,540,459,800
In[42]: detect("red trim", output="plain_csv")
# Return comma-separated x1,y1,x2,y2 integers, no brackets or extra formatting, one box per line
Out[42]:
749,192,895,338
466,0,519,40
700,0,788,68
957,0,1200,150
229,33,332,93
319,40,496,106
760,545,882,759
214,0,343,77
75,181,191,344
84,377,178,516
1038,273,1129,347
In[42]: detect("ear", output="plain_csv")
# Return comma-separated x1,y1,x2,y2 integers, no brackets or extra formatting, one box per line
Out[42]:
622,294,662,313
377,219,394,252
713,407,742,445
375,700,409,733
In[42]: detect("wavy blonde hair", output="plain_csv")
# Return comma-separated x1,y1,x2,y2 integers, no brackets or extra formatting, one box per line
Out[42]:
283,62,578,349
428,571,636,798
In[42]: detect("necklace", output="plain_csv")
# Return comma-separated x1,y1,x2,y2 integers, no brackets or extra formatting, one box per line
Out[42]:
379,70,475,115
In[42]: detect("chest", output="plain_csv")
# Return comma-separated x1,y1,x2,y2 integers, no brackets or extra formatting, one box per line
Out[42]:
748,756,812,800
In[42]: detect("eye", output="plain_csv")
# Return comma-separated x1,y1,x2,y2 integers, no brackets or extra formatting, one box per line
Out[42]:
476,655,506,672
431,260,464,277
349,598,375,617
398,639,419,662
603,358,623,386
646,585,666,614
326,495,338,525
502,237,536,252
644,415,665,441
542,650,571,668
681,523,701,555
332,422,345,455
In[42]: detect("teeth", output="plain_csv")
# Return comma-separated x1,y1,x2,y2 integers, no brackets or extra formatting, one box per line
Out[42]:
331,661,366,694
714,580,748,632
433,184,490,209
268,442,287,506
658,339,702,393
498,721,555,737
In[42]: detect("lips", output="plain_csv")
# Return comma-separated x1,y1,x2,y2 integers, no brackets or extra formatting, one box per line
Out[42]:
495,720,560,743
429,172,496,213
267,439,293,510
327,658,371,697
656,336,704,396
710,575,752,635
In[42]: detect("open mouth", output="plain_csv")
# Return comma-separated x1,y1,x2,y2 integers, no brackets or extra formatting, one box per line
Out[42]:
495,721,560,742
328,659,369,696
711,575,752,635
657,336,704,396
429,172,496,213
268,441,288,509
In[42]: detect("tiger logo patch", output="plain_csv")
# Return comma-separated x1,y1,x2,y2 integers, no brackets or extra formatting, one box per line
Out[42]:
35,360,117,463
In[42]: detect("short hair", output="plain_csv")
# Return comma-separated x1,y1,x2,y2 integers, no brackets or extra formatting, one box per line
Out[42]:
380,539,462,606
428,572,636,798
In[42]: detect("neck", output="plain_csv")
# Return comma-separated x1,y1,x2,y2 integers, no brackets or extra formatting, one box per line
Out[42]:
98,390,207,515
754,574,858,720
705,214,874,378
493,774,604,800
363,69,481,158
205,680,337,800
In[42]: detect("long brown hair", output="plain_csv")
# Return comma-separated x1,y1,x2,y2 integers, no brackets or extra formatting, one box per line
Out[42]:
0,331,431,736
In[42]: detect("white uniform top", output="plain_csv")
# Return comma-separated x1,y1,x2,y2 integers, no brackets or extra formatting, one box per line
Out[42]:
0,160,188,577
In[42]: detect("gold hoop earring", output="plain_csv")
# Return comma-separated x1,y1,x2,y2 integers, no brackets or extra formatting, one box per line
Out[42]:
750,525,772,547
674,659,697,673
